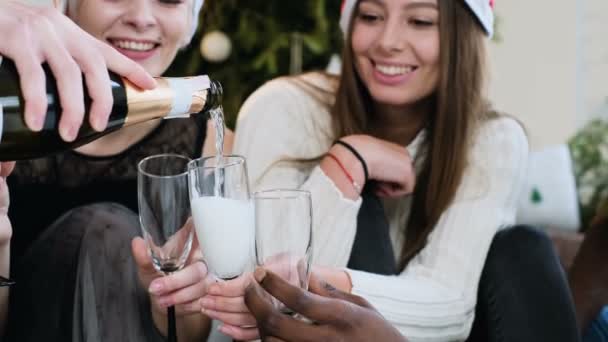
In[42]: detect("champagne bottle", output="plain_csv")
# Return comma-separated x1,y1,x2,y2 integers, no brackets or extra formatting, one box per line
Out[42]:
0,57,222,161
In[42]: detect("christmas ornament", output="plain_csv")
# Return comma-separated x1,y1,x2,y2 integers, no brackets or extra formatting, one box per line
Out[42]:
200,31,232,63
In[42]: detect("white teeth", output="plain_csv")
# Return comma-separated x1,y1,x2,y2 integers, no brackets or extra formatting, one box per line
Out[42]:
113,40,155,52
375,64,415,76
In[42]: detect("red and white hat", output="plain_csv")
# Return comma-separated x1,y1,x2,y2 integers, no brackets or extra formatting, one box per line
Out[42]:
340,0,495,38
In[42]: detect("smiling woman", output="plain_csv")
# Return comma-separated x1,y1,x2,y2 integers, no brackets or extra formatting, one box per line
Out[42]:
5,0,230,341
65,0,194,76
207,0,542,341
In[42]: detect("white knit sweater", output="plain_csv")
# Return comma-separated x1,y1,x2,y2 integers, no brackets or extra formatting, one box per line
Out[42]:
233,73,529,341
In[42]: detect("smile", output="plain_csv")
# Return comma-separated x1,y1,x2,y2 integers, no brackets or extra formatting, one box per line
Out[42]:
374,64,417,76
108,39,159,52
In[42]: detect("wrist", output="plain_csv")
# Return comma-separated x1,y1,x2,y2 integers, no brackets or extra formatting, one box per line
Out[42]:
339,135,375,180
329,143,366,189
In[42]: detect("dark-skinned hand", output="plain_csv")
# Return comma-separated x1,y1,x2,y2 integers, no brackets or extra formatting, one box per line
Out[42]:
244,268,408,342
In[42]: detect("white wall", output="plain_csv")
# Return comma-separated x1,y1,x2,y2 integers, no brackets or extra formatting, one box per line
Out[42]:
580,0,608,124
488,0,608,150
487,0,578,149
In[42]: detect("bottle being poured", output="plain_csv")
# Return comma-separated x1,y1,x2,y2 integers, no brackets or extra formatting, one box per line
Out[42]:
0,57,222,161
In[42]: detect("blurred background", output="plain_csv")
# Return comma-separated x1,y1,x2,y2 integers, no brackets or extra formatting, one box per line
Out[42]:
18,0,608,230
180,0,608,151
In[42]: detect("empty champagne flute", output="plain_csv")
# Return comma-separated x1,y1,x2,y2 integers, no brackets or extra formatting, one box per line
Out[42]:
254,189,313,314
138,154,194,342
188,155,254,281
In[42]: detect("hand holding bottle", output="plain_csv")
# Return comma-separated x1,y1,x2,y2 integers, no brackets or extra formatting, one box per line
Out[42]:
0,1,156,142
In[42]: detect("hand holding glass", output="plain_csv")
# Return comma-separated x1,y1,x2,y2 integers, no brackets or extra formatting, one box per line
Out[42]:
254,189,313,313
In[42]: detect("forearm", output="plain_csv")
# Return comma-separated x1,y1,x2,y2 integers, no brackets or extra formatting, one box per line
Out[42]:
151,310,211,342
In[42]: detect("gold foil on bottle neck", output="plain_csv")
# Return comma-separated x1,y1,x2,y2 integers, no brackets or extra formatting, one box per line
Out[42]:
124,78,174,126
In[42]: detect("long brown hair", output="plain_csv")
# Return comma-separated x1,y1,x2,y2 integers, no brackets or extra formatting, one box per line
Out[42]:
327,0,492,271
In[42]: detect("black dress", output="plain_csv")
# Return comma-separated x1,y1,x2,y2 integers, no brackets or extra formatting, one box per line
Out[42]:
5,115,207,341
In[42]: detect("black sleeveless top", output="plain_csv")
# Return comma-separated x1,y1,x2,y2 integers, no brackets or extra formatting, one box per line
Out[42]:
7,115,208,264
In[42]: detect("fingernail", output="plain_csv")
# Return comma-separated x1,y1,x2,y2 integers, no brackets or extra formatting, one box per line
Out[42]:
254,267,267,283
93,116,107,132
32,115,44,131
60,124,77,142
149,282,163,294
68,124,79,141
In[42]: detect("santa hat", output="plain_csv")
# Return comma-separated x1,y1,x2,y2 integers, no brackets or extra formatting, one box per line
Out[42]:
55,0,204,45
340,0,495,38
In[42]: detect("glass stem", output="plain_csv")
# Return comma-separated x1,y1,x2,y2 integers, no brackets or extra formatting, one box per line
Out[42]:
168,306,177,342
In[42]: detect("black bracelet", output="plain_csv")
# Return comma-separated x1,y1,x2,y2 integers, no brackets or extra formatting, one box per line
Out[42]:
0,275,15,287
334,140,369,183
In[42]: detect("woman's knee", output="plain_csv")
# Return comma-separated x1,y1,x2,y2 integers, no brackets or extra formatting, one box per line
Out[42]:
485,225,562,275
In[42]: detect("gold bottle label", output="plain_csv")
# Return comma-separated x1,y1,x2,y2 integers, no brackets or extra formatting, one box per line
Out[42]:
124,78,174,126
124,76,210,125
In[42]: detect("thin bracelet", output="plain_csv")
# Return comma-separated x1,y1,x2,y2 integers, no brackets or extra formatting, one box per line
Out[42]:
326,153,362,194
0,275,15,287
334,140,369,183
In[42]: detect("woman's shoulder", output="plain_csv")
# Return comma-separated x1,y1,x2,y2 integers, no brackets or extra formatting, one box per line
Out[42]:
237,72,336,130
242,72,336,108
474,115,529,153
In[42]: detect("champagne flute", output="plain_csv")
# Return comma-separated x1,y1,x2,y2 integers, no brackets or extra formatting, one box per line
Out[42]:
187,155,254,281
254,189,313,314
138,154,193,342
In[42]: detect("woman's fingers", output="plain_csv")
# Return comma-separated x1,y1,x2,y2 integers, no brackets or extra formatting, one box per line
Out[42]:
0,3,156,140
203,308,257,327
244,278,328,342
97,41,156,89
155,277,207,308
0,162,16,178
253,269,338,322
218,324,261,341
375,182,412,198
40,23,85,142
174,299,203,316
149,261,208,296
200,294,249,313
207,273,253,297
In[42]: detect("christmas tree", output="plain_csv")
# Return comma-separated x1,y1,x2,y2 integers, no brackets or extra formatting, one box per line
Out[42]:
166,0,343,128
